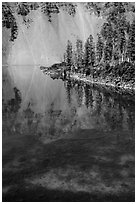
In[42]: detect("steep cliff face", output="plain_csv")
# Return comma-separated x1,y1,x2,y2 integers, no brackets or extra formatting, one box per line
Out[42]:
3,3,104,66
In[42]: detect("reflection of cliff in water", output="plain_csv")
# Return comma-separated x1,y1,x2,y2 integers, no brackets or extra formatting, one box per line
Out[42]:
64,80,134,133
2,66,134,143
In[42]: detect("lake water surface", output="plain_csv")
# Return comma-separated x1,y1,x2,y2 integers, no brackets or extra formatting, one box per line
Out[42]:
2,66,135,201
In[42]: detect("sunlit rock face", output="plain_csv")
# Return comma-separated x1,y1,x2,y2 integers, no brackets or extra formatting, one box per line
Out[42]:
7,3,104,66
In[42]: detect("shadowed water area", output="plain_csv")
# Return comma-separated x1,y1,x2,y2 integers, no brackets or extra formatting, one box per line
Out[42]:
2,65,135,201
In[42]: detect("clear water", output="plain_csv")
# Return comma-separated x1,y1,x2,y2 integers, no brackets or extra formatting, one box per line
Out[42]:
2,65,135,201
3,66,135,138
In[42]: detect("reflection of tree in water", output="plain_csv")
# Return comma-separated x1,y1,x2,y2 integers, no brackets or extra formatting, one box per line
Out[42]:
3,87,22,114
122,98,135,131
100,90,135,131
102,93,122,130
46,107,62,137
23,102,34,128
84,84,94,109
88,88,94,108
74,81,83,107
102,91,112,108
65,80,72,105
2,87,22,134
64,81,134,133
84,84,90,108
23,102,62,137
91,89,102,114
113,95,135,131
93,89,102,115
114,98,124,130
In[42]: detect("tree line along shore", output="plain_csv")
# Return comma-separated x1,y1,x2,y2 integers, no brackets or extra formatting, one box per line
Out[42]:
63,3,135,91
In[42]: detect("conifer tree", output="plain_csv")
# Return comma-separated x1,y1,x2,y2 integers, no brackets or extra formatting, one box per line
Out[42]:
84,34,95,67
76,39,83,70
101,22,113,63
96,33,104,64
104,40,113,62
66,40,73,71
127,19,135,63
101,3,129,65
